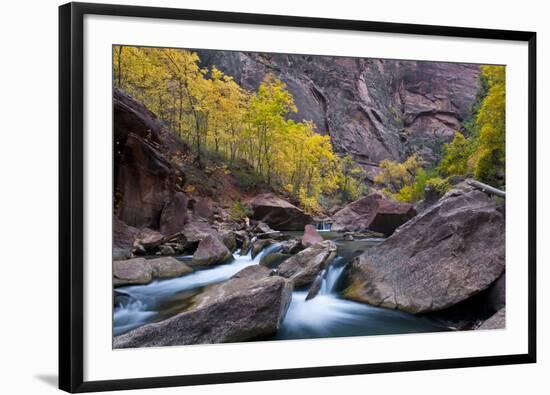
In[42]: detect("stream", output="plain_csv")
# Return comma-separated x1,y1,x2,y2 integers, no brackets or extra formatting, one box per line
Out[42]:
113,232,448,339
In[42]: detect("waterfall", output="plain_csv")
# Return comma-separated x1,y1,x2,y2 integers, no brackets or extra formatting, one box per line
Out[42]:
319,260,346,295
316,221,332,231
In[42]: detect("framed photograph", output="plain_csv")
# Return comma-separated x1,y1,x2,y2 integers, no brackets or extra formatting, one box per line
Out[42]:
59,2,537,392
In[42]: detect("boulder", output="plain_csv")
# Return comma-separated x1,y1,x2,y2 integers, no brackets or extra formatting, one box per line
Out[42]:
260,252,292,269
218,229,237,252
305,270,325,300
135,228,164,252
114,265,293,347
343,185,505,314
113,216,138,260
251,239,274,259
477,308,505,330
302,224,324,247
113,258,153,286
148,257,192,278
277,240,337,288
331,193,416,236
191,234,233,266
159,192,188,235
249,193,313,230
182,220,217,244
280,239,305,255
193,198,214,220
240,236,251,255
231,264,273,280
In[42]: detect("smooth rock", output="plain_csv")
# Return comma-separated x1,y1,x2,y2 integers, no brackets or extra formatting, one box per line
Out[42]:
148,256,192,278
191,234,233,266
113,258,153,286
260,252,291,269
114,266,292,347
343,184,505,313
249,193,313,230
332,193,416,236
251,239,274,259
277,240,337,288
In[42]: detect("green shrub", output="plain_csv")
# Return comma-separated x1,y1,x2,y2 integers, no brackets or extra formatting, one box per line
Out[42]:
426,177,450,195
230,200,251,221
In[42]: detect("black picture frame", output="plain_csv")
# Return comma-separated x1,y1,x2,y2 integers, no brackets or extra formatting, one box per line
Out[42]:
59,2,537,393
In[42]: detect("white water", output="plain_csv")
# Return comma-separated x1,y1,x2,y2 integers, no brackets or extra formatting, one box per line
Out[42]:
114,239,447,338
113,243,281,336
316,222,332,231
275,258,446,339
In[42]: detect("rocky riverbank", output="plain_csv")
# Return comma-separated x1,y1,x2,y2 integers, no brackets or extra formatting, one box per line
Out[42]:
112,88,506,348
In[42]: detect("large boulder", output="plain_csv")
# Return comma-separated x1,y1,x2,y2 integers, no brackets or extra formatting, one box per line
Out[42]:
277,240,337,288
113,216,139,260
114,88,189,229
191,234,233,266
343,185,505,314
159,192,188,235
113,265,293,347
332,193,416,236
249,193,313,230
113,258,153,286
302,224,324,247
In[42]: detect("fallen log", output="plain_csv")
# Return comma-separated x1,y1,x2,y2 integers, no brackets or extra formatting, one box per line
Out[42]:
466,179,506,198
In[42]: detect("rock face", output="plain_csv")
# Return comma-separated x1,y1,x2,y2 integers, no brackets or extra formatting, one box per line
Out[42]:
159,192,188,235
197,52,481,177
277,240,337,288
343,184,505,314
114,88,188,229
113,257,192,286
249,193,313,230
191,234,233,266
114,265,293,347
332,193,416,236
302,224,324,247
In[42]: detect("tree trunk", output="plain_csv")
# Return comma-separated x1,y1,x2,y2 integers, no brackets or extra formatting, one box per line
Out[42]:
466,179,506,197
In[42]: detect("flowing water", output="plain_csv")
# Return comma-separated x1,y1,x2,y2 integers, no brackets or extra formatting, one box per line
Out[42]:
113,233,448,339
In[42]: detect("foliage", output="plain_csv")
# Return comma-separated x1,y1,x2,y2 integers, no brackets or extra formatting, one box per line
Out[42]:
425,177,450,195
375,155,421,195
339,154,367,202
438,65,505,186
438,132,471,176
114,46,365,211
229,200,251,221
471,66,506,185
